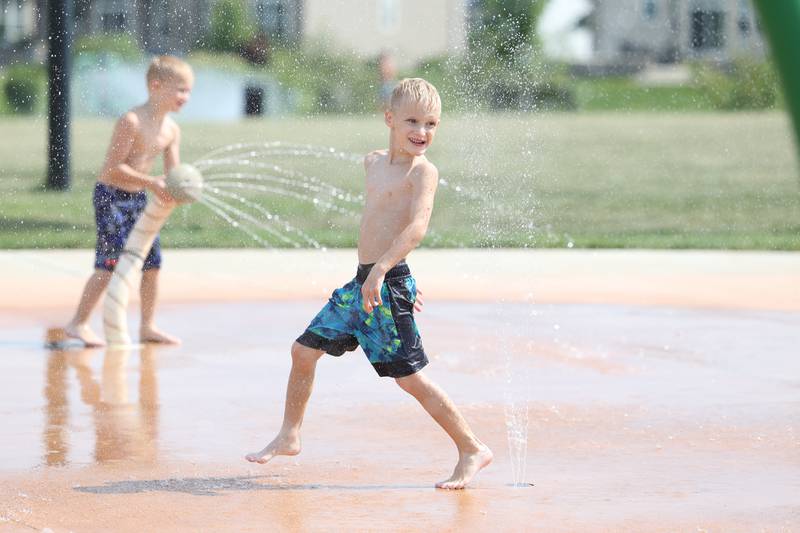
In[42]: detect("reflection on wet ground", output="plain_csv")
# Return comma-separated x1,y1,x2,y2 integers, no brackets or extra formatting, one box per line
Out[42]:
42,346,159,467
1,301,799,530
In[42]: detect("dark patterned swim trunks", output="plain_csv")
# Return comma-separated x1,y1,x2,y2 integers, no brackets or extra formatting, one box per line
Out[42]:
93,182,161,271
296,261,428,378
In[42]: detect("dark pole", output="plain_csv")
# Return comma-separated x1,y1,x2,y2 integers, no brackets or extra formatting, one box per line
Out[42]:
46,0,73,190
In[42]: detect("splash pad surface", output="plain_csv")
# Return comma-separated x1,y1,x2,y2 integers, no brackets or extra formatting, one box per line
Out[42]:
0,249,798,531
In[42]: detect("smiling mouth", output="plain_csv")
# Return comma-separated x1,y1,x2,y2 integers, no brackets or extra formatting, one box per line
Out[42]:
409,138,426,146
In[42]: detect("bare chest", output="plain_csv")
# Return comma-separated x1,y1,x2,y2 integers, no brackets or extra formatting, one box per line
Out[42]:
364,173,412,209
130,123,173,160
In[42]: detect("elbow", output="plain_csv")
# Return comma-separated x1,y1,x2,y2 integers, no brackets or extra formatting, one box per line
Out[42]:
409,226,427,246
102,164,124,180
99,167,115,182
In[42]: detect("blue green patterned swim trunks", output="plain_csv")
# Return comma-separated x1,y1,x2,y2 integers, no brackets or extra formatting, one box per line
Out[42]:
296,261,428,378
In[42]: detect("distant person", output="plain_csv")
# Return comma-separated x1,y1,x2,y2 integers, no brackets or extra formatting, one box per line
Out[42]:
377,50,397,110
62,55,193,347
246,78,493,489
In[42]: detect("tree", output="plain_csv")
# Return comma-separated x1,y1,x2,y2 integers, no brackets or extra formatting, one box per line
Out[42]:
207,0,255,53
469,0,547,61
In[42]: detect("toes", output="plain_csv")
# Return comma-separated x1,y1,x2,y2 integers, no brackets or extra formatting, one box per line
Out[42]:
245,453,270,464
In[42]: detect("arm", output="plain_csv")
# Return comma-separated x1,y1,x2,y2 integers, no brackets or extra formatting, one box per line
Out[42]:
99,114,173,203
361,164,438,313
163,122,181,175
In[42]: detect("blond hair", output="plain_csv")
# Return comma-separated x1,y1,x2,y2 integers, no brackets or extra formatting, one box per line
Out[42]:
390,78,441,114
146,55,193,84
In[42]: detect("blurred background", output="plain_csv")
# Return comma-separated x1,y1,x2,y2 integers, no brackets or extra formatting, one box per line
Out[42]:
0,0,797,251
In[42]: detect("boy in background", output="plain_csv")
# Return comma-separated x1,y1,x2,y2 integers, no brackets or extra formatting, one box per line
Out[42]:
64,55,193,347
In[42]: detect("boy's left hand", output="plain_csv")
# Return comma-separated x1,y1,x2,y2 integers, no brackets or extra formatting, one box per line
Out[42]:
361,270,385,313
149,176,177,206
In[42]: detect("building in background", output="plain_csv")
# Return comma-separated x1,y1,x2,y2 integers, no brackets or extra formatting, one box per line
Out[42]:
301,0,466,68
71,0,212,53
1,0,768,69
1,0,465,68
0,0,39,45
0,0,44,62
586,0,766,67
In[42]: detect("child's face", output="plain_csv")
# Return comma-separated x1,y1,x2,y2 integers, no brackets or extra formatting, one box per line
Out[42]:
386,99,440,157
149,73,194,113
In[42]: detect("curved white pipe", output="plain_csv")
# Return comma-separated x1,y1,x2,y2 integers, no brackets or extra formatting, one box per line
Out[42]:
101,164,202,345
103,196,174,346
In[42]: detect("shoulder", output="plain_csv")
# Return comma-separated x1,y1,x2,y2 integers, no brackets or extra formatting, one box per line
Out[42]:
165,115,180,131
111,112,140,145
165,115,181,140
117,111,140,130
363,149,386,170
409,159,439,188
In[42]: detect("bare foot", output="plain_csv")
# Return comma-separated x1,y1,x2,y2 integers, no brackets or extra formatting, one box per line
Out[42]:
140,325,181,345
245,434,301,464
64,322,106,347
436,445,493,490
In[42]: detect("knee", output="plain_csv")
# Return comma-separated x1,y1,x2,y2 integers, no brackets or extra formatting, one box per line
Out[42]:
94,269,113,282
395,373,426,397
291,342,321,368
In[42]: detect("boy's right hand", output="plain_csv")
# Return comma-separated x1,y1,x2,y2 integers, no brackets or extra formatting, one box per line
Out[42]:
414,288,424,313
148,176,176,205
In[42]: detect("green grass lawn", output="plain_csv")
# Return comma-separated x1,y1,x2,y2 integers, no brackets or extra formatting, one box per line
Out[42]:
572,77,716,111
1,112,798,250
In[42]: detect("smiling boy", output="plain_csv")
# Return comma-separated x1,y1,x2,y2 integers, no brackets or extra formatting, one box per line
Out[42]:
246,78,492,489
63,55,193,347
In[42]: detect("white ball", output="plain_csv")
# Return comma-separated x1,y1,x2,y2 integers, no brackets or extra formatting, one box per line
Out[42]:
166,163,204,204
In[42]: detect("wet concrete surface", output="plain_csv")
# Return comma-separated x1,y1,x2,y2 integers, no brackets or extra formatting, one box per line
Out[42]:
1,299,799,531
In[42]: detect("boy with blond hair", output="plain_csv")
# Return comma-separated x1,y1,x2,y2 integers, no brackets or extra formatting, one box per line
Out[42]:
246,78,492,489
63,55,193,346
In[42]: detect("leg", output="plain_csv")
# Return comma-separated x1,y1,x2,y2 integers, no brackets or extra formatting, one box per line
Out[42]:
64,269,113,347
246,342,325,464
396,371,493,489
139,269,180,344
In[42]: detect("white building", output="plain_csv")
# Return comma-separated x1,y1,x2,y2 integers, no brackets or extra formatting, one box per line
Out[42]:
300,0,466,68
587,0,766,66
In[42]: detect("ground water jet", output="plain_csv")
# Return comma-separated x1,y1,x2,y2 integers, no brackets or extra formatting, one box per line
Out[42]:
440,46,540,486
504,377,531,487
